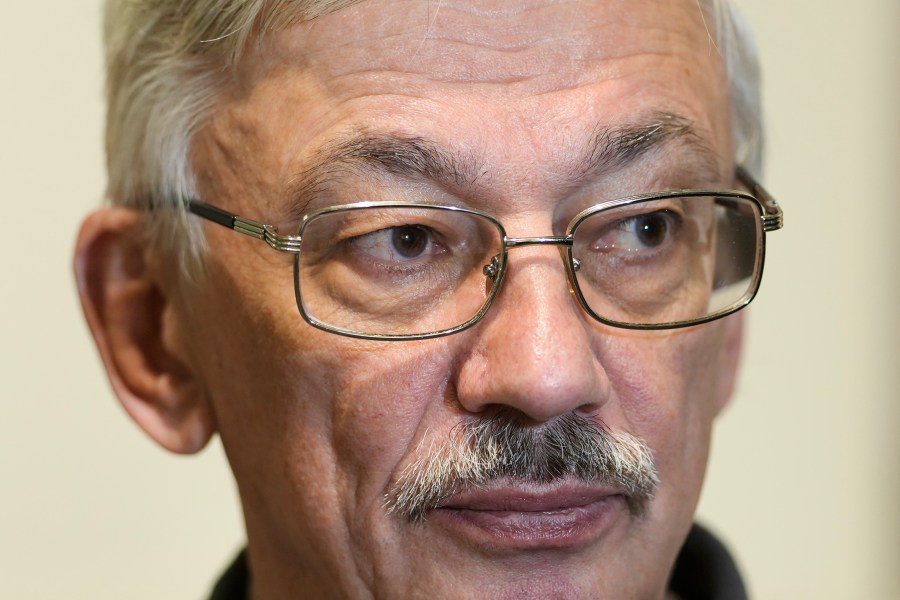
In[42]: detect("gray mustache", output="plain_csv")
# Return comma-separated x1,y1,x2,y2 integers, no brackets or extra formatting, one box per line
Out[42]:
385,412,659,523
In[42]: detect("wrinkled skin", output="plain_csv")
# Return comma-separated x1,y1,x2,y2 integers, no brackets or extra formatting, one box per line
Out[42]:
77,0,744,598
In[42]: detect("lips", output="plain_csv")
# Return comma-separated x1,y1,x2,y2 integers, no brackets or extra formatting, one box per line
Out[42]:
440,480,620,512
431,479,628,550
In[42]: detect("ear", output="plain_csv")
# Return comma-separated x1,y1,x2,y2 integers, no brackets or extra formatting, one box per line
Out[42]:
714,312,744,415
74,207,215,454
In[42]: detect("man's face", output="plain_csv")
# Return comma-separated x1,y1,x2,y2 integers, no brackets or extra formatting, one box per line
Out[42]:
178,0,740,597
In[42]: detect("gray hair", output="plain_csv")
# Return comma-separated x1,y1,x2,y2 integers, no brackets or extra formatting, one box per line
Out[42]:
103,0,762,268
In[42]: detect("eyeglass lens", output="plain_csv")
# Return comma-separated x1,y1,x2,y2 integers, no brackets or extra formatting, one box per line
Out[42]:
571,196,762,327
295,206,504,337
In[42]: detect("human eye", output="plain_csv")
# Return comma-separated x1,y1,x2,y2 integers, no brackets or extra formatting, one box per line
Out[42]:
590,208,682,258
300,206,470,282
348,223,446,267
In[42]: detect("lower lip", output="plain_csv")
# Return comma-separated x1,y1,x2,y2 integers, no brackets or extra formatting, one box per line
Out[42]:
430,495,627,551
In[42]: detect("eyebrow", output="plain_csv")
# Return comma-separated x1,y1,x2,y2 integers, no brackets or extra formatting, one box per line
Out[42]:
580,111,721,182
285,111,721,218
286,133,481,220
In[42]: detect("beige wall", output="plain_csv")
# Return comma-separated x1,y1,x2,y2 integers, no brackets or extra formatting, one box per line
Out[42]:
2,1,897,598
696,2,900,598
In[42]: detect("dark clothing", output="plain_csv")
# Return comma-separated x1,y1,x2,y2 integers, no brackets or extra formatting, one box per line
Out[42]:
209,524,747,600
208,547,249,600
669,525,748,600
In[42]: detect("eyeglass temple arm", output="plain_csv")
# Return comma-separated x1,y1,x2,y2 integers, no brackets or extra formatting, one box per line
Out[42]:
186,200,302,253
735,166,784,232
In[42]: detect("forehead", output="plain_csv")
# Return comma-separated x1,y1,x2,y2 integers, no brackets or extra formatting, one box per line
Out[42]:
200,0,730,214
255,0,722,84
275,1,707,78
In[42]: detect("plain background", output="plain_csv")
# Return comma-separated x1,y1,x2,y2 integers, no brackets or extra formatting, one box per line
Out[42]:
2,1,898,598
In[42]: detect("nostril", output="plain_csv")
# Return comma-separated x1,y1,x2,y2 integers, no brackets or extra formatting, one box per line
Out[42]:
573,401,603,420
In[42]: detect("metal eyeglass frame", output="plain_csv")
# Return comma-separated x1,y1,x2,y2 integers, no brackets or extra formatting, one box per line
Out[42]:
185,166,783,340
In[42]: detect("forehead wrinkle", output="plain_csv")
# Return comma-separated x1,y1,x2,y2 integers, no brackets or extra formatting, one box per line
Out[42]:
285,130,486,218
274,1,713,91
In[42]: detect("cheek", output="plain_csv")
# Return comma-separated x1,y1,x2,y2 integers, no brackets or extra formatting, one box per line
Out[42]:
599,325,727,499
175,258,349,537
326,342,458,504
181,254,458,546
265,339,464,581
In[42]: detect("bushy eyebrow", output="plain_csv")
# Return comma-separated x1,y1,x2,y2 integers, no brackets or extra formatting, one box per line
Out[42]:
286,132,481,220
580,111,721,181
285,111,721,219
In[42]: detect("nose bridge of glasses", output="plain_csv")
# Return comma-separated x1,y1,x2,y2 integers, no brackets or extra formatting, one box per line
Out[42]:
482,235,576,283
483,236,574,279
504,235,573,249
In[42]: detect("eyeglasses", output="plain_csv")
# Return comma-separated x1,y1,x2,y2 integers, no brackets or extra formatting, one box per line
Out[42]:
186,166,782,340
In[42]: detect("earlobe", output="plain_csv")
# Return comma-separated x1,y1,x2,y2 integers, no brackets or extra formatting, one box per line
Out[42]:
714,313,745,415
74,208,215,454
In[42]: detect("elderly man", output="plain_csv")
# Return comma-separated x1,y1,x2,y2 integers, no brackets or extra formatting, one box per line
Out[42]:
75,0,782,598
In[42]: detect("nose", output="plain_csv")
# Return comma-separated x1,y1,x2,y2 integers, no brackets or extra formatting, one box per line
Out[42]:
453,246,610,423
